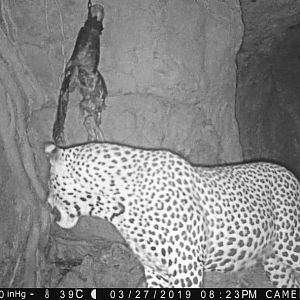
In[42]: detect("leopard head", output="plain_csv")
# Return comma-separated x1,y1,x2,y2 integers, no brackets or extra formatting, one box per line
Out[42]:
45,143,80,229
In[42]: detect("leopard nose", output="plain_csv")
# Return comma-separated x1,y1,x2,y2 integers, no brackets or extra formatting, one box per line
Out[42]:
52,207,61,222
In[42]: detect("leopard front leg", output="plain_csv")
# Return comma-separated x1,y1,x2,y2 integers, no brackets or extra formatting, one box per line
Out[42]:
167,217,207,287
143,266,170,288
168,255,204,287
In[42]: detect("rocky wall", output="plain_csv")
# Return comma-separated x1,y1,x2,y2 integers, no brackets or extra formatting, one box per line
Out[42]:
236,24,300,177
13,0,244,166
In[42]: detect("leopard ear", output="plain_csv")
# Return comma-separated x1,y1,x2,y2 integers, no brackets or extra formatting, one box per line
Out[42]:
45,143,60,163
45,143,57,155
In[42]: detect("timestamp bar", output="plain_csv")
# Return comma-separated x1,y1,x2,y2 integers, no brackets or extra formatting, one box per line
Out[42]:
0,288,298,300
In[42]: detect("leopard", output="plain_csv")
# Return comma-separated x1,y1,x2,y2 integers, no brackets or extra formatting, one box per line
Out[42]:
45,142,300,288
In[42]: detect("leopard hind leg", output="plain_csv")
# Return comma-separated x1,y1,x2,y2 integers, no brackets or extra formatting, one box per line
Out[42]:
263,254,299,288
